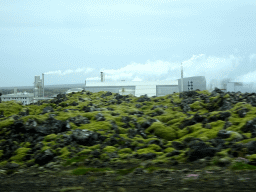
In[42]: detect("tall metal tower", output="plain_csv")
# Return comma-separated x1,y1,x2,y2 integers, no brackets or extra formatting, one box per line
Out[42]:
181,63,183,92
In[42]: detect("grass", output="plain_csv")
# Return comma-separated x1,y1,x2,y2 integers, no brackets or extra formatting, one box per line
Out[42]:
145,165,162,173
59,186,85,192
88,176,97,182
115,165,141,176
229,162,256,171
115,175,124,181
71,167,112,175
61,155,87,167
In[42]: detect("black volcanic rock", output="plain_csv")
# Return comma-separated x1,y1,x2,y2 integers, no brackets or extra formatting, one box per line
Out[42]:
2,87,256,173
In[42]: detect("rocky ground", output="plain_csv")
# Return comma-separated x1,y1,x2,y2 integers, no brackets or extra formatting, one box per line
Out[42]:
1,88,256,191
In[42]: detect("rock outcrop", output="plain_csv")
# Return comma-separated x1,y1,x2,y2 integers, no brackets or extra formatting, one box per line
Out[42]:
1,88,256,174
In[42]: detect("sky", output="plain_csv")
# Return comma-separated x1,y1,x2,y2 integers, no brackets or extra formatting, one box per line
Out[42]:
0,0,256,90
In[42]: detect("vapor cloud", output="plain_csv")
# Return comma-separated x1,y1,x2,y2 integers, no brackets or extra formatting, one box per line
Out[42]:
88,54,245,84
44,54,256,91
44,67,94,75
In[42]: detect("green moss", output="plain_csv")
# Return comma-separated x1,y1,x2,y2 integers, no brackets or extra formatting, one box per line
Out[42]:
88,144,100,151
164,147,176,153
216,148,229,157
59,186,85,192
225,131,243,142
196,90,211,96
77,149,92,156
0,139,6,144
247,154,256,161
190,101,204,110
0,118,15,129
223,94,230,99
136,147,163,156
20,142,31,148
41,146,51,153
44,134,58,141
116,165,141,176
71,167,112,176
210,94,220,102
118,153,131,159
10,147,30,162
0,101,23,118
59,147,71,160
62,155,88,167
75,119,112,132
54,111,84,122
100,153,110,161
229,162,256,171
0,150,3,158
146,122,177,141
13,141,18,145
118,134,129,140
102,146,117,153
0,160,8,168
147,144,162,151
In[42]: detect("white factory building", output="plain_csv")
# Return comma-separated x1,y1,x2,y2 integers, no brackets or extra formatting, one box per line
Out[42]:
81,71,207,97
0,88,33,105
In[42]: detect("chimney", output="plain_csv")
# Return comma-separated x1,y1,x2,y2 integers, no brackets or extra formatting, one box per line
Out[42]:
14,88,17,95
101,72,104,82
181,63,183,92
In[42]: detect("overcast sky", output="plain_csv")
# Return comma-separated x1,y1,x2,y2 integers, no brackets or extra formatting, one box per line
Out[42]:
1,0,256,89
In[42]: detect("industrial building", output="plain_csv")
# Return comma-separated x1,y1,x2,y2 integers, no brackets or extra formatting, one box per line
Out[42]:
0,64,209,105
0,88,33,105
83,69,207,97
0,74,53,105
226,82,256,93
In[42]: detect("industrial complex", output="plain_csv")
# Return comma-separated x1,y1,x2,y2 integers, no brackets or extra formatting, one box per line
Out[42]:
0,75,54,105
1,63,255,106
82,72,206,97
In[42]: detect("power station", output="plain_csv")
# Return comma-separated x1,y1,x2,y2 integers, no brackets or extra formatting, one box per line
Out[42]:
82,66,206,97
0,65,210,105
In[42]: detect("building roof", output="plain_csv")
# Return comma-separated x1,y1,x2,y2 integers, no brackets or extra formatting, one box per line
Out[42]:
1,93,34,97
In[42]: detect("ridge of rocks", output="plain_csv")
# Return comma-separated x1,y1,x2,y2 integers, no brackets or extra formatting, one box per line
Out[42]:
1,88,256,175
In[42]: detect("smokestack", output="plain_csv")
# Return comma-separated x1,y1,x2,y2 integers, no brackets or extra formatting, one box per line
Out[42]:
101,72,103,82
14,88,17,95
42,73,44,97
181,63,183,92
